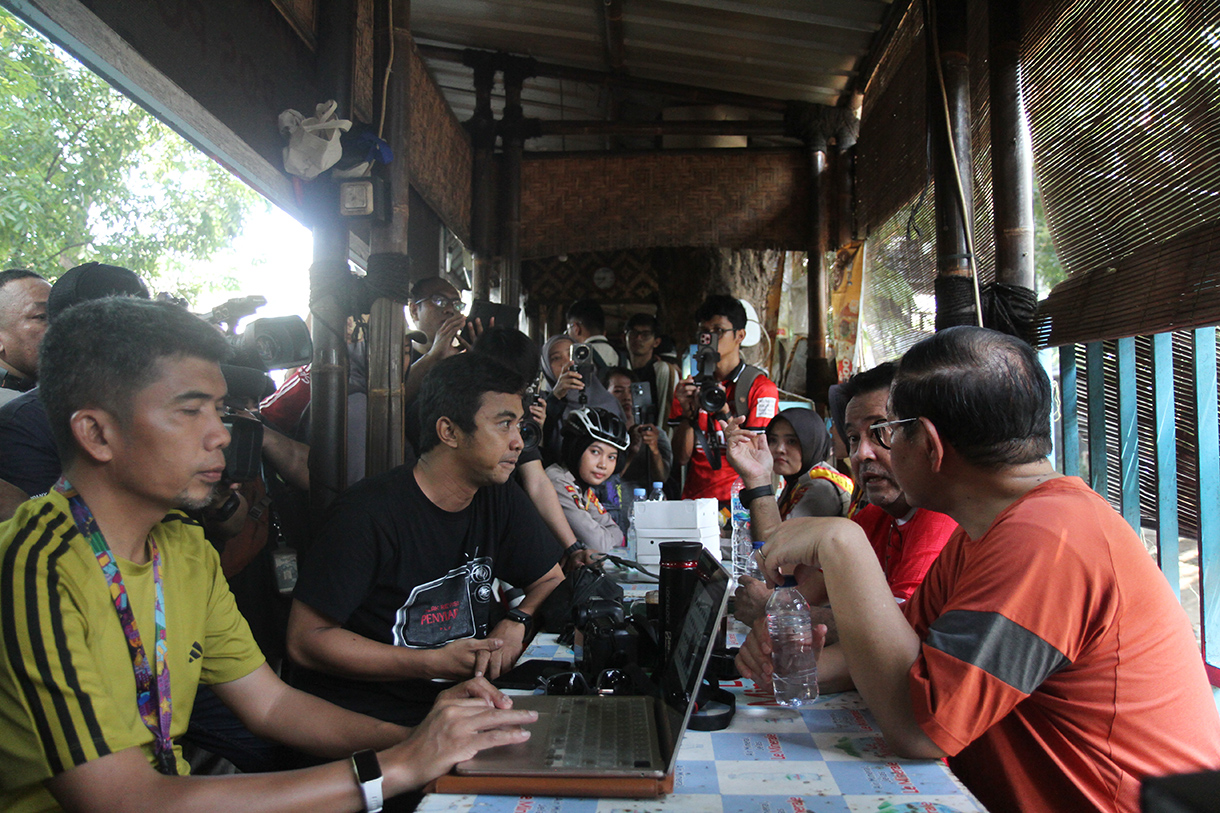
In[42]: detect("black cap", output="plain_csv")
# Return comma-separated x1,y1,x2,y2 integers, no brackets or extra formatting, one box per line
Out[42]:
48,262,150,321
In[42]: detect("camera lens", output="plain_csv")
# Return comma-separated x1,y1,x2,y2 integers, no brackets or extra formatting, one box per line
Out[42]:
520,419,541,452
699,382,727,413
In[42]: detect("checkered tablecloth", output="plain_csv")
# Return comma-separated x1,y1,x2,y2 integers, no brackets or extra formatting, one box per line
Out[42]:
417,623,988,813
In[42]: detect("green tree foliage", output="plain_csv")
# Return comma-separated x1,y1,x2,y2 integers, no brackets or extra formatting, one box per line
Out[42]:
1033,180,1066,296
0,9,264,298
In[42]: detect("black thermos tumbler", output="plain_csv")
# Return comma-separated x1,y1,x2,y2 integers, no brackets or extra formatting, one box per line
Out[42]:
658,540,702,665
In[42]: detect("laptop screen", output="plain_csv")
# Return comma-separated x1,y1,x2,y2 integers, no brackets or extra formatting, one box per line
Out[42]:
656,548,730,766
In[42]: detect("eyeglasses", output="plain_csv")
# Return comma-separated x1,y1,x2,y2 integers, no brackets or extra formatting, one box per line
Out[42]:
414,294,465,313
543,668,632,696
700,327,735,340
870,417,919,450
625,328,654,339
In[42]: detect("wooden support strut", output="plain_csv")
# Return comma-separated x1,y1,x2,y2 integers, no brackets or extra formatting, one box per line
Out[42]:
308,0,356,513
466,53,497,302
498,57,534,310
365,0,411,478
989,0,1034,290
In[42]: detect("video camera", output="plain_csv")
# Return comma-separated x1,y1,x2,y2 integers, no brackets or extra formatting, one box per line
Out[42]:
200,295,313,372
693,332,726,413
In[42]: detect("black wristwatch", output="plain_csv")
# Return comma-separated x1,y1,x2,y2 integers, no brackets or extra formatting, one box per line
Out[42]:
739,484,775,504
561,540,588,562
506,608,533,627
351,749,383,812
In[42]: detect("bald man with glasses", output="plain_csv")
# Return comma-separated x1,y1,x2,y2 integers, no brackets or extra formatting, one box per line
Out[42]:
728,362,956,633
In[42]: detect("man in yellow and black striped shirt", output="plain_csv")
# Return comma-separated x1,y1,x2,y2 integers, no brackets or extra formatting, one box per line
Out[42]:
0,297,537,813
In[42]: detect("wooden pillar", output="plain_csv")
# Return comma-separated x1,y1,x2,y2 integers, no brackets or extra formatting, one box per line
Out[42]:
365,0,410,478
805,138,833,403
466,54,497,301
499,58,532,311
928,0,977,329
309,0,356,513
989,0,1035,290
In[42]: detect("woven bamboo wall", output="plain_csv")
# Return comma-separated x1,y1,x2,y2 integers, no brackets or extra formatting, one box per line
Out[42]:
408,39,472,244
520,149,809,259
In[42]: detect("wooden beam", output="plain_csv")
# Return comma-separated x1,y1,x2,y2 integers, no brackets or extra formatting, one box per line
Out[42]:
654,0,882,33
418,43,790,112
534,119,786,137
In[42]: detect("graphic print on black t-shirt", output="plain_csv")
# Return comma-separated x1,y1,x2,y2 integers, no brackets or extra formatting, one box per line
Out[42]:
392,556,494,648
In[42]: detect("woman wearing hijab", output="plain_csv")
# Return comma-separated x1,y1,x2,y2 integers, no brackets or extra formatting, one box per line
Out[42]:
539,334,626,467
725,406,854,541
725,406,855,627
768,407,854,520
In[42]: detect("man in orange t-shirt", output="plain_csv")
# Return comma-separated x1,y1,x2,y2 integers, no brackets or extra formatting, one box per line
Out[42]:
740,327,1220,813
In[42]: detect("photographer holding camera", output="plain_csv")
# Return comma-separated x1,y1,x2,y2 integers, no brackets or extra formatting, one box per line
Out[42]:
670,295,779,502
605,366,672,491
538,334,626,468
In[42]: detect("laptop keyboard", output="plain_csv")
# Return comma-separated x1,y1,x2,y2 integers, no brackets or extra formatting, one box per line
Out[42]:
544,696,658,770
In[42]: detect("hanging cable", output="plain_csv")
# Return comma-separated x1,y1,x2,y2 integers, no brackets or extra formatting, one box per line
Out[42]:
377,0,394,139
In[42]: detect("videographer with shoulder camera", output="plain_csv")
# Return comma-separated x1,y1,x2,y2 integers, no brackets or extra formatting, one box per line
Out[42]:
669,295,779,502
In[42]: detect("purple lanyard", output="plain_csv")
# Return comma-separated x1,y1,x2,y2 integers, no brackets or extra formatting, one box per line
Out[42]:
54,479,177,775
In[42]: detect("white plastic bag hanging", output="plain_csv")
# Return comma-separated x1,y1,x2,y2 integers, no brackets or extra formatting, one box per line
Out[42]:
279,100,352,181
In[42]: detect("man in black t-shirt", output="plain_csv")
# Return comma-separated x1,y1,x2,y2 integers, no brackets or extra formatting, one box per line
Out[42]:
288,353,565,726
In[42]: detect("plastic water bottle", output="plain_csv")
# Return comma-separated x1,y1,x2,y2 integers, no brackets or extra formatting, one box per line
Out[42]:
729,478,752,577
744,539,766,580
626,487,646,558
766,576,819,706
647,481,666,501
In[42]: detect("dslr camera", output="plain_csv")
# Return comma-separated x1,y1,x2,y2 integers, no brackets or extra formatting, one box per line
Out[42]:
573,597,638,676
693,331,726,413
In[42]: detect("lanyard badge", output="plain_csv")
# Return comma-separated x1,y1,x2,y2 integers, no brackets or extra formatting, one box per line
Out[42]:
55,479,177,775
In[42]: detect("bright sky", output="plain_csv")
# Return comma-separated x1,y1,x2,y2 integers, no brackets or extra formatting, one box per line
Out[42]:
192,204,313,331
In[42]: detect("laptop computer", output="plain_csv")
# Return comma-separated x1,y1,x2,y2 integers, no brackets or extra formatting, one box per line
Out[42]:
429,548,730,797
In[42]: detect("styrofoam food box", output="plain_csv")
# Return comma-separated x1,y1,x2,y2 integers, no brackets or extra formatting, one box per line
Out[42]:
633,498,719,534
636,529,722,565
